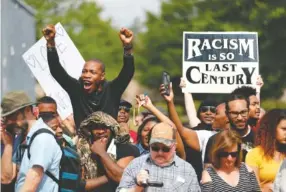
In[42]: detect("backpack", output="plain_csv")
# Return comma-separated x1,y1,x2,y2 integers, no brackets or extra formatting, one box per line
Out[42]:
26,128,83,192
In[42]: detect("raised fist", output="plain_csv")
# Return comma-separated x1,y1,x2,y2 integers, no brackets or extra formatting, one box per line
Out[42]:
42,24,56,44
119,28,133,45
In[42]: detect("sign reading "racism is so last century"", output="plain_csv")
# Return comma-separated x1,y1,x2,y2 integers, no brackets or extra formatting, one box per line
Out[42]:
182,32,259,93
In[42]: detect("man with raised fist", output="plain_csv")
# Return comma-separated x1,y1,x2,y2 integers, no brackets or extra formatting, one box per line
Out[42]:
42,24,135,129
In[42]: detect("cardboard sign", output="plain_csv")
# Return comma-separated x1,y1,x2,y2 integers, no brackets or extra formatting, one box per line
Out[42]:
182,32,259,93
22,23,85,119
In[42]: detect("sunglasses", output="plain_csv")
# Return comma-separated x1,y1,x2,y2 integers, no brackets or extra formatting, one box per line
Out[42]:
201,106,216,113
151,145,172,153
218,151,239,158
119,106,130,112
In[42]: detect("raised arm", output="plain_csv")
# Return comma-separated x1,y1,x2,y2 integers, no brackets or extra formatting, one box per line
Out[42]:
180,78,201,128
256,75,264,102
111,28,135,95
42,24,78,94
135,94,186,159
160,83,201,151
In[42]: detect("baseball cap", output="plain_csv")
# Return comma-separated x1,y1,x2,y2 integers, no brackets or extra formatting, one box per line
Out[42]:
149,122,175,147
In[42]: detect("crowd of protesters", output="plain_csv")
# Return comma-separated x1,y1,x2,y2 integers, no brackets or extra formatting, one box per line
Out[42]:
1,24,286,192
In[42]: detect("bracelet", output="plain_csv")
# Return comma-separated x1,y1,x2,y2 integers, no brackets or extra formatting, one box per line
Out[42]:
123,44,133,50
47,46,56,52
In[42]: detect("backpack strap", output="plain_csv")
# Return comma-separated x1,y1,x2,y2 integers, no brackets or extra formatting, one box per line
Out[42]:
27,128,60,184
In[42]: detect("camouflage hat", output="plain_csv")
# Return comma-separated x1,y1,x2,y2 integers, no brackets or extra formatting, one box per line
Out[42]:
1,91,35,117
79,111,120,137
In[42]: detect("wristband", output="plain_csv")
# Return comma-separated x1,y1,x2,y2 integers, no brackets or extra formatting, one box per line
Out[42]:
47,46,56,52
123,44,133,50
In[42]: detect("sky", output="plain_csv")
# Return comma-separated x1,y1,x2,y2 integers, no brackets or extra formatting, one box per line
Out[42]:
95,0,161,28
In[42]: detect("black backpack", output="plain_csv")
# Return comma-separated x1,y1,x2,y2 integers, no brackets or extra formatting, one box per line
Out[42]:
26,128,83,192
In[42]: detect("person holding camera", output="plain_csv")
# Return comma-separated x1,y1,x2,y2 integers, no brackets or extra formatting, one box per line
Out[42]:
42,24,135,129
117,122,200,192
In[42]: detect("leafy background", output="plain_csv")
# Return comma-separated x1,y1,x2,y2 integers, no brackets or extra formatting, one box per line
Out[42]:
25,0,286,117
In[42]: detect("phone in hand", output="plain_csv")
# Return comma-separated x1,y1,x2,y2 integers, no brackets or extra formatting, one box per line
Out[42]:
162,71,170,96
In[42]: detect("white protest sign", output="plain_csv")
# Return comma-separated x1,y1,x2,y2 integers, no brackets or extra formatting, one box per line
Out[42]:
22,23,85,119
182,32,259,93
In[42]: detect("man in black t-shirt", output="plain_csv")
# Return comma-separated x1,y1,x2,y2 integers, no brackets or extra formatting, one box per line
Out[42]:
77,111,139,192
43,25,135,129
204,94,255,166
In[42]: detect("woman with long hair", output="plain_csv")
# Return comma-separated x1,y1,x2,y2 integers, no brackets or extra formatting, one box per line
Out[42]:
246,109,286,191
201,130,260,192
135,117,160,155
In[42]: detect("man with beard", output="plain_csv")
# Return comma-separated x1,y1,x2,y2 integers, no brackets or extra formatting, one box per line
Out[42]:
43,24,135,129
117,99,137,143
231,86,261,132
77,111,139,191
1,91,62,191
204,94,255,166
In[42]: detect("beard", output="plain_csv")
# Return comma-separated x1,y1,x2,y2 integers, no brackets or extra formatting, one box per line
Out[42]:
6,121,28,136
276,142,286,153
229,119,248,134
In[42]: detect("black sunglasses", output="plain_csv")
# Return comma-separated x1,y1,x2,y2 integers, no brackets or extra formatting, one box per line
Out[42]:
201,106,216,113
119,106,130,112
151,145,171,153
218,151,239,158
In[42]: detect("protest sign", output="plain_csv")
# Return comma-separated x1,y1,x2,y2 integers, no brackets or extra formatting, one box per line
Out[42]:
22,23,85,119
182,32,259,93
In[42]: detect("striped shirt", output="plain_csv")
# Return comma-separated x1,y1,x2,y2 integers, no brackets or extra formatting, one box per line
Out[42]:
201,163,261,192
117,154,200,192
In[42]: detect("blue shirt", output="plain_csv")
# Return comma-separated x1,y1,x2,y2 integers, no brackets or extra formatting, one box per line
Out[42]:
15,118,62,192
135,143,149,156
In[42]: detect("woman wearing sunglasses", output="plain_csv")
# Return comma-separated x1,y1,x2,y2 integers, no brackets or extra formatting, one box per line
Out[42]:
246,109,286,192
201,130,260,192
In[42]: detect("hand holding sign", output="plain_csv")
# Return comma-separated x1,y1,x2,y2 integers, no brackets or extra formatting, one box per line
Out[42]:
179,77,187,89
23,23,85,120
42,24,56,46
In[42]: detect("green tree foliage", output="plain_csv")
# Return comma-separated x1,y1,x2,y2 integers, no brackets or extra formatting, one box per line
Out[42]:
25,0,123,79
137,0,286,98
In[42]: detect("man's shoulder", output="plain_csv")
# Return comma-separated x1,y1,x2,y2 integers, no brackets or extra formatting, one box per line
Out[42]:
174,156,196,172
125,154,148,169
175,155,193,167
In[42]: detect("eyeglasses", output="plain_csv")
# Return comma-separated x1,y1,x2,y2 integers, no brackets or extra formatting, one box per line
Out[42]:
228,110,248,118
119,106,130,112
201,106,216,113
151,145,171,153
218,151,239,158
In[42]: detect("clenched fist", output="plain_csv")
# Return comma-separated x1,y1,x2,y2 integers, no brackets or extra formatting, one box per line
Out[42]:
119,28,133,46
42,24,56,47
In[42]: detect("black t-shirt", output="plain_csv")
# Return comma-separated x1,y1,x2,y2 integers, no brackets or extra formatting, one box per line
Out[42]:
96,143,140,192
185,123,211,182
204,128,255,164
47,48,134,129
